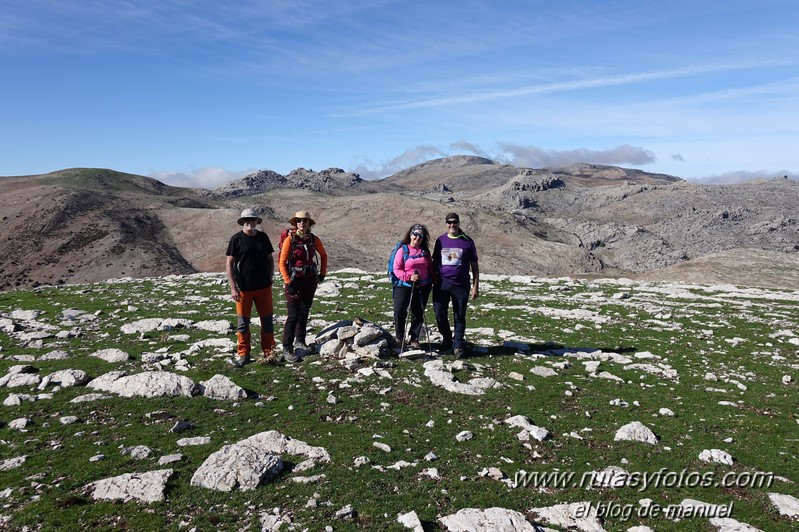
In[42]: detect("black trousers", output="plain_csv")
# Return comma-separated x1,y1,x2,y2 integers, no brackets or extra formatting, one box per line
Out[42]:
283,276,317,348
393,283,432,341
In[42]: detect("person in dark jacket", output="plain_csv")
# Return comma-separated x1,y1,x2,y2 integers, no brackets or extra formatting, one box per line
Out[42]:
225,208,276,366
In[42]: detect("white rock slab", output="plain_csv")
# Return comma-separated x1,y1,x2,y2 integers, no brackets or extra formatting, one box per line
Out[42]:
120,318,193,334
709,517,763,531
0,456,27,471
423,360,486,395
191,445,283,492
699,449,735,465
84,469,173,503
39,369,90,389
90,348,131,363
194,320,233,334
397,510,424,531
439,507,538,531
198,374,247,400
768,492,799,517
87,371,197,398
530,501,605,532
614,421,658,445
504,415,551,441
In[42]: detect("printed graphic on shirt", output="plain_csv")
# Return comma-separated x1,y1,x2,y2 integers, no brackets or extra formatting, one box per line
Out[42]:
441,247,463,266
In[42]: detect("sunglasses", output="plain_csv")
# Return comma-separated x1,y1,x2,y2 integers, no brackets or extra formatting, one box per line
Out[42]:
446,220,459,225
411,232,424,238
297,218,310,223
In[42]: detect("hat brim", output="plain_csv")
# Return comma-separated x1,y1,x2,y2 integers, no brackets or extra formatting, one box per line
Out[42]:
289,217,315,226
238,217,263,226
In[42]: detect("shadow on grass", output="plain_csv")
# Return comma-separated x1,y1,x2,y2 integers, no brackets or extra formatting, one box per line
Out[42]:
468,342,639,359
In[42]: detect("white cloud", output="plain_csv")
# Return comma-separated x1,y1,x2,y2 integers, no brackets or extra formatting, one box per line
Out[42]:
350,145,447,179
149,167,254,189
495,143,656,169
350,142,658,179
691,170,796,185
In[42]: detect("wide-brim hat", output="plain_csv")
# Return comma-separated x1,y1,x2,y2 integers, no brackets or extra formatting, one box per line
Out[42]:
237,208,262,226
289,210,315,226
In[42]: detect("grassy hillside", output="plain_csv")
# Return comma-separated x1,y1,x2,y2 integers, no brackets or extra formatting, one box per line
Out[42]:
1,272,798,530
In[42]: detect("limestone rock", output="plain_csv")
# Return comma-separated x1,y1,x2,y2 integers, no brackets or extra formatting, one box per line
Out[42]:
505,415,552,441
614,421,658,445
699,449,735,465
198,374,247,400
90,348,131,363
191,444,283,492
530,501,605,532
87,371,198,398
768,492,799,517
439,507,537,531
84,469,173,503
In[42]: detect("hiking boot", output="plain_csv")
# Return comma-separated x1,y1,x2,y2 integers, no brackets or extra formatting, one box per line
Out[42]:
294,340,311,353
438,343,453,355
259,350,280,365
409,339,421,350
453,347,465,359
283,347,301,363
231,354,251,367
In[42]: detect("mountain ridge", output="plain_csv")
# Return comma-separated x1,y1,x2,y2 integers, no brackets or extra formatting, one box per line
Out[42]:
1,158,796,290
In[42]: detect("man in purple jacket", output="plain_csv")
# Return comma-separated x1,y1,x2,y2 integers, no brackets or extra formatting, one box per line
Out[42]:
432,212,479,358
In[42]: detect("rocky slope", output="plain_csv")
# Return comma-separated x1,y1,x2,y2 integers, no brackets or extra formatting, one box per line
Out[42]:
1,159,796,290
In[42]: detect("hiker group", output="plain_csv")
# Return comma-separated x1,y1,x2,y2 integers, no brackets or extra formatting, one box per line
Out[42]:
225,208,478,367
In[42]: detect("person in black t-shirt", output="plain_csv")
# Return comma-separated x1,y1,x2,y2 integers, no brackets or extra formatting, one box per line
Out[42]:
225,208,277,366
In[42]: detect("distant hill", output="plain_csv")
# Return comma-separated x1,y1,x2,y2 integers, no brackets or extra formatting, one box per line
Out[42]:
1,159,797,290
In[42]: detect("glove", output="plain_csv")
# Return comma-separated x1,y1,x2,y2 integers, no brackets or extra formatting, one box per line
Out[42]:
287,284,298,296
316,274,325,283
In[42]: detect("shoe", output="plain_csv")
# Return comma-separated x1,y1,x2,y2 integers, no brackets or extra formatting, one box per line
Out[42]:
232,354,251,367
453,347,465,359
259,350,280,365
283,347,300,363
294,340,309,351
438,343,453,355
409,339,421,349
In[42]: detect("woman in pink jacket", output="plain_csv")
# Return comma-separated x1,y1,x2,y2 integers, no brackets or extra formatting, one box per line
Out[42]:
392,224,434,350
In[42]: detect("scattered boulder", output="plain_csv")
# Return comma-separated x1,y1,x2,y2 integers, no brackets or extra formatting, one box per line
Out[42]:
84,469,173,503
39,369,90,389
439,507,537,531
530,501,604,532
0,456,26,471
90,348,131,363
198,374,247,400
504,415,552,442
614,421,658,445
768,492,799,517
423,360,498,395
699,449,735,465
191,445,283,492
87,371,198,398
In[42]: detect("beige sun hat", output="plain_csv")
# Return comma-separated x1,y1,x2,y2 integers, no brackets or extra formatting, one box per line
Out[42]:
288,210,315,226
237,208,262,226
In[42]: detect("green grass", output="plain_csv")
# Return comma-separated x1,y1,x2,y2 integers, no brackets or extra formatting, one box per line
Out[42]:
1,272,798,530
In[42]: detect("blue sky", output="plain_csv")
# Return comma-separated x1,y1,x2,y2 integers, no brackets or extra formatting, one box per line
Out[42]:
1,0,797,187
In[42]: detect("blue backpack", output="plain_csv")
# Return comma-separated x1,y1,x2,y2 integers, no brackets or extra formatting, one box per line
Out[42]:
387,242,425,286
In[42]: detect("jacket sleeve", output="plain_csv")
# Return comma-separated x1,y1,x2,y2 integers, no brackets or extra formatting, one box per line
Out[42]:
279,239,292,285
392,246,407,282
315,236,328,276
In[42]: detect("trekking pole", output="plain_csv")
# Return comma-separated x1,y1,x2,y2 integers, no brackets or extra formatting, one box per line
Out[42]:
420,287,432,355
400,279,415,355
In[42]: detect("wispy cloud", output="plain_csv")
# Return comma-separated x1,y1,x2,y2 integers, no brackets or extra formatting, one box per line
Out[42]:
355,64,778,114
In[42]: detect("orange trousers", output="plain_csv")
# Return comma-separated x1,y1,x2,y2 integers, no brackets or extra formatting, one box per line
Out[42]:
235,287,275,357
